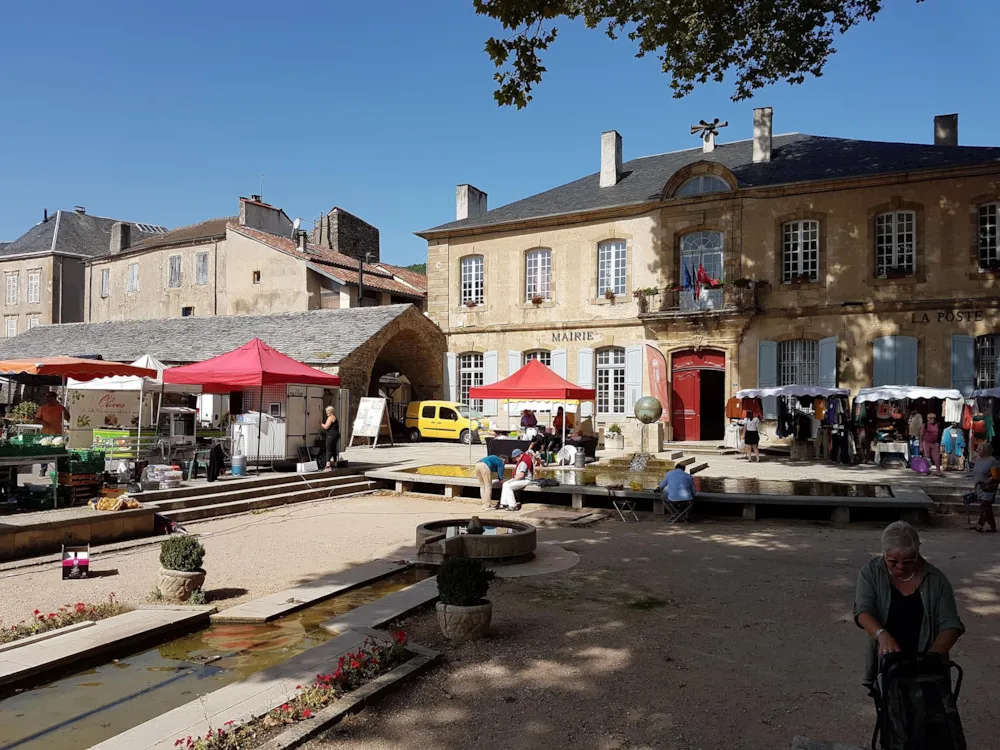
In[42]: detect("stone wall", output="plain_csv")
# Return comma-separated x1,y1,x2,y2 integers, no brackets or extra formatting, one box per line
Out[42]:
312,208,380,263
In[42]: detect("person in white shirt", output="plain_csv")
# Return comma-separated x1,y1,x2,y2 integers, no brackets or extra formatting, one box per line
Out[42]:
499,449,531,510
743,411,762,462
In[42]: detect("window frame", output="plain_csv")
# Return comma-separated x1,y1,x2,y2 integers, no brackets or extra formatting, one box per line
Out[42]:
3,316,16,339
597,240,627,297
523,350,552,367
979,203,999,270
975,334,999,389
875,210,916,277
195,252,210,285
460,255,484,306
781,220,820,282
167,255,182,288
100,268,110,298
675,174,730,198
458,352,484,411
524,248,552,302
5,272,18,306
777,339,819,387
595,346,626,415
126,263,139,293
26,269,40,305
27,315,40,329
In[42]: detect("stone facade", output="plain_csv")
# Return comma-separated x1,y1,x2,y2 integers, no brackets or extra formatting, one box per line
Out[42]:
311,207,380,262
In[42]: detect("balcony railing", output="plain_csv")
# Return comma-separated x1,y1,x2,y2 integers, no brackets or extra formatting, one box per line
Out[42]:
635,284,760,317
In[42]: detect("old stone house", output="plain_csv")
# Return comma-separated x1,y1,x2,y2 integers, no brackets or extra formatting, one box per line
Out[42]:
418,109,1000,444
85,197,426,323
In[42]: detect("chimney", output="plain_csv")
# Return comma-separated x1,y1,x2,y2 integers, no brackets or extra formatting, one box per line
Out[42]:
753,107,773,163
43,209,48,223
456,185,488,221
74,206,86,214
296,229,308,252
250,194,262,203
934,113,958,146
110,222,131,255
600,130,623,187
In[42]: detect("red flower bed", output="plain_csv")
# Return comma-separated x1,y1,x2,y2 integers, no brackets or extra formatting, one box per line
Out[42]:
0,594,130,645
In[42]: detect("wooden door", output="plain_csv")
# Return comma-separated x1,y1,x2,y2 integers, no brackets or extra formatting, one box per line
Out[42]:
671,369,700,441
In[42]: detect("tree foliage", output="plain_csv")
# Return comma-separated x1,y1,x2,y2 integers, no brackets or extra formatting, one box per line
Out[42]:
474,1,921,108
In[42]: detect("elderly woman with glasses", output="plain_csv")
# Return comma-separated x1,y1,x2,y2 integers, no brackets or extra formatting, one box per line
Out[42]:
853,521,964,685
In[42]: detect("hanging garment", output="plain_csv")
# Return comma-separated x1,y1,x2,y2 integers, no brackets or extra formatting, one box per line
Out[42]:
207,443,225,482
943,398,963,425
941,427,966,457
776,398,790,438
962,403,973,431
815,398,827,421
907,411,923,439
725,396,743,420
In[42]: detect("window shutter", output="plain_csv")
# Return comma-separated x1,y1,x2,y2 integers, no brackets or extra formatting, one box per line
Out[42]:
757,340,778,419
818,337,837,389
951,335,975,396
482,351,498,415
894,336,918,386
507,350,521,377
443,353,457,402
624,345,643,417
578,348,594,417
551,349,567,378
872,337,894,387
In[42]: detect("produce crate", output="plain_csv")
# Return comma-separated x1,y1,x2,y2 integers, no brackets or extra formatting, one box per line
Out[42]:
57,473,101,487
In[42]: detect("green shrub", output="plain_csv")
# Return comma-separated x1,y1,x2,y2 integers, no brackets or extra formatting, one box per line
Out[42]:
9,401,39,424
160,535,206,572
437,556,494,606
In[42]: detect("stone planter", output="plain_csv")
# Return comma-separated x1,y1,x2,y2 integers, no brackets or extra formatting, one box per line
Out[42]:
158,568,206,602
436,601,492,641
605,433,625,451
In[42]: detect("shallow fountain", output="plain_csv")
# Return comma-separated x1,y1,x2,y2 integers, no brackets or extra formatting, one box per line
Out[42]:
416,516,536,564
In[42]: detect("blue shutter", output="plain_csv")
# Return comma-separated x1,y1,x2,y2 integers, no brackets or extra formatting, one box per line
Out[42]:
951,334,975,396
482,351,498,416
818,337,837,389
578,349,594,417
507,350,521,377
872,337,894,387
894,336,918,386
443,353,457,401
551,349,567,378
757,340,778,419
624,345,643,417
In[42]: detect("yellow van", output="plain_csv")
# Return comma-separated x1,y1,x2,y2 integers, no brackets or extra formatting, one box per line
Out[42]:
405,401,488,444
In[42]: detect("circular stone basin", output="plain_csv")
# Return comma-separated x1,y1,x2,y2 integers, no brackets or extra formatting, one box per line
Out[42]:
416,519,537,561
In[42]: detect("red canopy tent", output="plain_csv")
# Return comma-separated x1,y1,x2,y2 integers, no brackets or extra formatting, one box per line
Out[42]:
469,360,596,461
163,339,341,472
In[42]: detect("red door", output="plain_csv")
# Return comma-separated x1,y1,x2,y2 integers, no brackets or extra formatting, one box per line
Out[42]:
671,369,699,441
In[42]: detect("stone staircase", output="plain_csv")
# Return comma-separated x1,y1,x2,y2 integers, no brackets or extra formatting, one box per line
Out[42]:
139,471,379,523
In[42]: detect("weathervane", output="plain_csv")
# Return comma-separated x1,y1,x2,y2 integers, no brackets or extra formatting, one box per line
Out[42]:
690,118,728,153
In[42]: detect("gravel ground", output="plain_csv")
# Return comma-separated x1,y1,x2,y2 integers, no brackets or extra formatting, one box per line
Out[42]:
0,492,481,626
304,519,1000,750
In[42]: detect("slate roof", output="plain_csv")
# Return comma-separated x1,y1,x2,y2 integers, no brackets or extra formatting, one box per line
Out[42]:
0,305,424,365
1,211,167,259
421,134,1000,234
376,262,428,293
124,217,233,255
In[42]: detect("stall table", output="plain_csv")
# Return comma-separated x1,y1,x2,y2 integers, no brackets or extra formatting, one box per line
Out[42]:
874,441,910,465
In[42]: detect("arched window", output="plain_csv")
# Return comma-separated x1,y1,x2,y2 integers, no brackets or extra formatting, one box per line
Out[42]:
523,350,551,367
979,203,999,270
596,347,626,414
675,174,729,198
525,248,551,301
458,352,484,410
975,334,999,388
782,220,819,282
875,211,915,277
460,255,484,305
680,230,724,310
597,240,627,296
778,339,819,386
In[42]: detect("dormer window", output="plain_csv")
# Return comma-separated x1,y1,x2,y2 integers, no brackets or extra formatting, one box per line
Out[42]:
675,174,729,198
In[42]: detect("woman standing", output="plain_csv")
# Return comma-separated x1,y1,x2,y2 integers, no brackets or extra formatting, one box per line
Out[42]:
853,521,964,686
920,413,942,475
743,410,761,462
320,406,340,469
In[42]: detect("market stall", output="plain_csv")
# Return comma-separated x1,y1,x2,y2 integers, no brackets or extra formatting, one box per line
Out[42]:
163,338,341,470
854,386,966,469
735,386,852,461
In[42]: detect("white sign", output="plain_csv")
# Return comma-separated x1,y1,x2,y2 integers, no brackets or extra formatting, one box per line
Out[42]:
352,397,387,439
68,390,142,430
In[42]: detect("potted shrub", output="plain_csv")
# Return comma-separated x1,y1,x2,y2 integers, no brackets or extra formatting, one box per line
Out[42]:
436,556,495,641
604,288,616,302
158,535,206,602
531,294,545,305
605,423,625,451
464,300,479,309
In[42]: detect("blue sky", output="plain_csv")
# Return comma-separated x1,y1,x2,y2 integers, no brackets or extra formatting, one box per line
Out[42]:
1,1,997,266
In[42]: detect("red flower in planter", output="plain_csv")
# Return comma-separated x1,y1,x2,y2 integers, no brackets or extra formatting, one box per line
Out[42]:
32,610,40,615
302,709,313,719
281,703,291,712
392,630,407,645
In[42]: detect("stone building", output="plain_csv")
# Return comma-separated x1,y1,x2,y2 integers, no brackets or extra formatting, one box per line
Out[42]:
0,207,166,334
418,110,1000,444
85,197,425,323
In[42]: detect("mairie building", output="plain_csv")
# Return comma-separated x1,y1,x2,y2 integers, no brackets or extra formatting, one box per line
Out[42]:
417,109,1000,446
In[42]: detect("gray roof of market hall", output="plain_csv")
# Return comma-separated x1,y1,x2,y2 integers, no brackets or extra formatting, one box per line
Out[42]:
420,134,1000,234
0,210,167,260
0,305,423,365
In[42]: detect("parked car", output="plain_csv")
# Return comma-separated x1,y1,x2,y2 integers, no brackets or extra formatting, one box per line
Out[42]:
405,401,488,444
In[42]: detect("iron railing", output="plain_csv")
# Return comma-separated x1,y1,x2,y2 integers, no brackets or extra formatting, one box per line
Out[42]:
635,284,760,317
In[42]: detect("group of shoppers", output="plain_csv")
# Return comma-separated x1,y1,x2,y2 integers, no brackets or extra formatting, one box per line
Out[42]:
474,435,549,511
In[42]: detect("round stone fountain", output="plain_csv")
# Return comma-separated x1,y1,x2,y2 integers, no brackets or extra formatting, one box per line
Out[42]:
416,517,536,564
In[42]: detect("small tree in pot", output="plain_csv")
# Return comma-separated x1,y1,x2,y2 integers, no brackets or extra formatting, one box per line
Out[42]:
436,556,495,641
158,535,206,602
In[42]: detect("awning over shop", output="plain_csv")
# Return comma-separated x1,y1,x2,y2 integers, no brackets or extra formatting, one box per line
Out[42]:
0,356,157,384
162,338,341,391
468,359,596,401
736,386,850,399
855,386,963,403
971,388,1000,399
67,354,200,393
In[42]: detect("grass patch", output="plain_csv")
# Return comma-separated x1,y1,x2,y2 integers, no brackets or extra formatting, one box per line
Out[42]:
625,596,669,611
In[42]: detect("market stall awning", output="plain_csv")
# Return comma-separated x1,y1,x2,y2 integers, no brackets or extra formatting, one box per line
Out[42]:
736,385,850,399
469,359,596,401
0,356,157,383
162,338,341,390
971,388,1000,399
67,354,201,393
855,386,963,403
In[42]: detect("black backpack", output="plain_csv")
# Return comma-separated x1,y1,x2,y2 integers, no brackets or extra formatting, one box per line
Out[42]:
869,653,965,750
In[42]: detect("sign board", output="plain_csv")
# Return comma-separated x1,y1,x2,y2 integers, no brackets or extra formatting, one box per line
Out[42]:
349,397,394,448
62,544,90,579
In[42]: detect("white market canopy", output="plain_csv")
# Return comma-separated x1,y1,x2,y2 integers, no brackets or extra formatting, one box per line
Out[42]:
736,386,849,399
854,386,962,404
67,354,201,393
970,388,1000,399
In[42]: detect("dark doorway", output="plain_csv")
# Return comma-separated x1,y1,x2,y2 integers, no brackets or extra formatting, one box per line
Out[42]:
699,369,725,441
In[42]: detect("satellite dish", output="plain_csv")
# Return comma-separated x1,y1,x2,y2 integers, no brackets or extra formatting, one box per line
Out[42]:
292,217,301,231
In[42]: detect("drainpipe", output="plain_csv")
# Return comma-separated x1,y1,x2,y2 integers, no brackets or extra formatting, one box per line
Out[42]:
57,256,63,324
213,241,219,315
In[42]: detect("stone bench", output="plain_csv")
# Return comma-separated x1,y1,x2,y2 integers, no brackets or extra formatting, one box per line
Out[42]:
0,506,155,561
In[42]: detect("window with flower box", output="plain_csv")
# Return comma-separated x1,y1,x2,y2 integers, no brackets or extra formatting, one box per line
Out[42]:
460,256,484,306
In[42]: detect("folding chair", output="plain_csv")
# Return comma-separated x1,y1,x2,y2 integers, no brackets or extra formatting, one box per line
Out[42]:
607,486,638,522
664,496,694,524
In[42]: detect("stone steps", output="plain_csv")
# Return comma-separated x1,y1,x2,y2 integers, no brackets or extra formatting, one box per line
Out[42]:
137,470,340,503
146,475,363,511
158,478,379,522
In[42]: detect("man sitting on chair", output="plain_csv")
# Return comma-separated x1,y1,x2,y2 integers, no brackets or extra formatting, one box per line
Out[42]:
656,464,696,521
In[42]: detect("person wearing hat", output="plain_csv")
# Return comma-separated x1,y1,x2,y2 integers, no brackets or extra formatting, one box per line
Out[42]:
499,448,532,510
474,453,509,509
